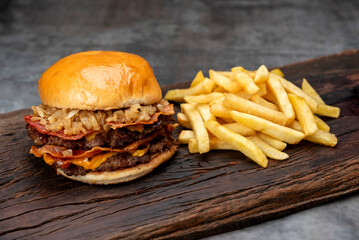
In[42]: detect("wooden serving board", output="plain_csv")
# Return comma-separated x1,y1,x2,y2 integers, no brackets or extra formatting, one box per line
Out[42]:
1,50,359,240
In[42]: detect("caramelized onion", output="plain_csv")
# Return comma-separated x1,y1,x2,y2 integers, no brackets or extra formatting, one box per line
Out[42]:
30,100,170,135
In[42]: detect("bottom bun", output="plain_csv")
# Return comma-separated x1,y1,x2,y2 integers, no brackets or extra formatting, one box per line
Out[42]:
56,144,178,185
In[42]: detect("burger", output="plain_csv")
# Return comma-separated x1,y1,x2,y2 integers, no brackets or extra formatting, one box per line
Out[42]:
24,51,178,184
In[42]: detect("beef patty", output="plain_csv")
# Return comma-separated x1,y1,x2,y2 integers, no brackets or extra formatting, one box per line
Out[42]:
27,115,173,149
56,134,177,176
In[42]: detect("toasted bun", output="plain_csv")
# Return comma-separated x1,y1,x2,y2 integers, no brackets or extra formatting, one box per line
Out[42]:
38,51,162,110
56,145,178,185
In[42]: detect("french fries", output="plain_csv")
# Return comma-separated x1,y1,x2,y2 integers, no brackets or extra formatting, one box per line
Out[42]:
254,65,269,84
165,78,214,102
257,83,267,96
270,68,284,77
181,104,210,154
222,123,256,136
256,133,287,151
224,93,287,125
166,65,340,168
248,136,289,160
300,78,340,118
233,71,260,94
179,130,195,144
250,94,280,111
230,111,305,144
288,94,317,136
267,76,295,124
190,71,205,88
301,78,325,104
188,136,237,153
184,92,224,104
209,103,232,119
197,104,216,122
272,74,318,112
209,70,242,93
205,120,268,167
315,104,340,118
289,120,337,147
314,115,330,132
177,112,192,129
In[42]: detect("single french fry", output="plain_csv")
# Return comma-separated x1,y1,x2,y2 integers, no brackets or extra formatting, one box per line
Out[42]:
315,104,340,118
251,94,280,111
222,123,256,136
184,92,224,104
181,104,210,153
272,74,318,112
177,112,192,129
188,136,238,153
216,71,234,79
165,78,214,102
210,103,232,119
205,120,268,167
197,104,216,122
288,94,318,136
263,90,279,105
257,133,287,151
230,111,305,144
217,117,235,124
188,138,199,153
257,83,267,96
231,66,247,73
213,85,226,93
209,70,242,93
248,136,289,160
267,76,295,124
209,97,225,106
224,93,287,125
254,65,269,83
233,71,260,94
289,120,337,147
179,130,195,144
190,70,205,88
314,115,330,132
270,68,284,77
236,91,252,100
302,78,325,104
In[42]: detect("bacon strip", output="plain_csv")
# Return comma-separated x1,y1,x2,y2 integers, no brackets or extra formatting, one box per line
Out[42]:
24,115,94,140
30,129,164,159
107,104,175,128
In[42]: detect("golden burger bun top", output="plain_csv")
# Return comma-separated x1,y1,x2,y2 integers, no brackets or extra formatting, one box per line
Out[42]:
38,51,162,110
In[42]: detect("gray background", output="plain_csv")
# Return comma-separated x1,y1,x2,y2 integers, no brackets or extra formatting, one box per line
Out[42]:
0,0,358,239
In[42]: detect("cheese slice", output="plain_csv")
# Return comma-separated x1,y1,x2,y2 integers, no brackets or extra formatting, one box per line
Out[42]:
85,132,100,141
43,152,117,171
131,144,150,157
44,154,56,165
126,125,145,133
70,152,117,170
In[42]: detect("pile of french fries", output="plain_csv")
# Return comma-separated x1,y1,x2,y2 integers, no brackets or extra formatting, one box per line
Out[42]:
165,66,340,168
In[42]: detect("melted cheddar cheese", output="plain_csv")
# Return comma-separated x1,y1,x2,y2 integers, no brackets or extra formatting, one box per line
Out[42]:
126,125,145,133
85,132,100,141
70,152,117,170
43,143,151,171
44,154,56,165
43,152,117,170
131,144,150,157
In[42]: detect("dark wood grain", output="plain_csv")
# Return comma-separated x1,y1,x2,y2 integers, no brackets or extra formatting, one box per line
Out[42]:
0,50,359,240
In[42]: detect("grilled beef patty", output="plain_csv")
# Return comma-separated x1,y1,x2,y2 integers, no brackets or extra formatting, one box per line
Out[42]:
26,115,173,149
56,134,176,176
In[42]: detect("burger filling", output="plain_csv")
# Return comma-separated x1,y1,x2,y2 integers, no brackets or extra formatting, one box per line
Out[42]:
25,101,178,176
